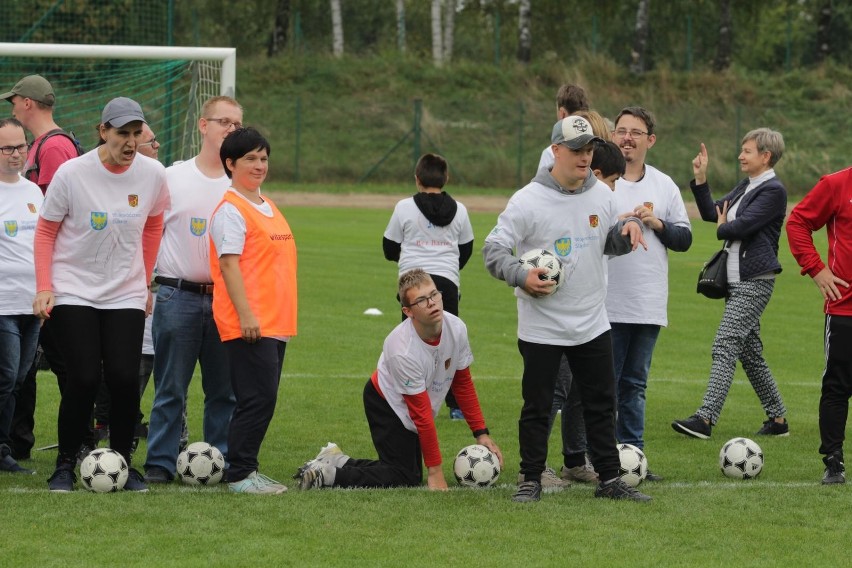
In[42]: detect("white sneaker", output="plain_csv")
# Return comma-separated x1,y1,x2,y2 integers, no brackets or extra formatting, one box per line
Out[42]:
517,466,570,491
314,442,350,468
229,471,288,494
295,461,334,490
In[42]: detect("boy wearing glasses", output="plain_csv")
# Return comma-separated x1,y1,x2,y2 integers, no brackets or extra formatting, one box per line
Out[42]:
295,268,503,490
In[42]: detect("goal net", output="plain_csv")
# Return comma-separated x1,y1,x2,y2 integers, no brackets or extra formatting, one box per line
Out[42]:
0,43,236,166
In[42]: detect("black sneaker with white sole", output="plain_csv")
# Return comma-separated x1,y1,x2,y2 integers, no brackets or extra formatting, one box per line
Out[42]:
822,452,845,485
756,418,789,436
512,480,542,503
671,414,712,439
595,478,652,501
47,467,76,492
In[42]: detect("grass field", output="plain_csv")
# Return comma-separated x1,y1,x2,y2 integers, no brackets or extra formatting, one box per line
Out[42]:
2,203,846,567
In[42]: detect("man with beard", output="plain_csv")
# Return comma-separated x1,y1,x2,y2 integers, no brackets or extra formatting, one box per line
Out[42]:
383,153,474,420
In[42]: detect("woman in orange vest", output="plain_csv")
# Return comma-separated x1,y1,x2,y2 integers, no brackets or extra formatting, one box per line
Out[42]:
209,127,297,494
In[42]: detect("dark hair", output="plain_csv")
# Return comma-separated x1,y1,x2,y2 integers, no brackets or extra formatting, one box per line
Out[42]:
219,127,271,178
556,84,589,115
615,106,656,135
0,117,24,130
415,153,448,189
591,141,626,178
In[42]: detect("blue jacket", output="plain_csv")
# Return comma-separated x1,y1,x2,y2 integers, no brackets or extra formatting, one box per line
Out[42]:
690,177,787,280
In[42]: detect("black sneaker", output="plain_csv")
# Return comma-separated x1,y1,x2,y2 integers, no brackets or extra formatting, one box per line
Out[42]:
756,418,789,436
822,453,845,485
143,466,173,484
512,480,542,503
645,469,664,482
76,443,95,466
47,467,76,493
124,468,149,492
672,414,712,439
595,478,652,501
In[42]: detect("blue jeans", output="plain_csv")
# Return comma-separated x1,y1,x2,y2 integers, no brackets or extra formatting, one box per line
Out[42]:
0,315,40,447
611,322,661,450
145,287,234,475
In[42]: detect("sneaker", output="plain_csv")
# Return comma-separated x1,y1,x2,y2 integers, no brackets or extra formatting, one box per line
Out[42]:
449,408,464,421
561,463,599,483
595,478,652,502
76,443,95,466
645,469,664,482
134,421,149,439
143,466,173,484
757,418,789,436
518,467,569,491
672,414,712,439
47,467,76,493
124,468,149,492
294,461,334,490
0,451,35,475
512,480,542,503
313,442,350,469
229,471,288,494
822,453,846,485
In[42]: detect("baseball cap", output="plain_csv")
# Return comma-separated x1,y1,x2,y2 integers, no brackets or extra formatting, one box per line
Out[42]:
551,116,603,150
0,75,56,106
101,97,147,127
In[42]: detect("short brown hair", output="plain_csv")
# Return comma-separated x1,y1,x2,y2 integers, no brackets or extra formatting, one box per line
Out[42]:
615,106,656,135
399,268,434,307
556,84,589,115
415,153,448,189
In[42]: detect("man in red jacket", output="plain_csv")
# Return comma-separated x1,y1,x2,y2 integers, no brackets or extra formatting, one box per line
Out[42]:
786,167,852,484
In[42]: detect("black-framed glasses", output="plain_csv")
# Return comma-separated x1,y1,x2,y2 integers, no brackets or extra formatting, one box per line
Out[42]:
0,144,28,155
407,290,442,309
612,128,649,139
205,117,242,130
139,138,159,148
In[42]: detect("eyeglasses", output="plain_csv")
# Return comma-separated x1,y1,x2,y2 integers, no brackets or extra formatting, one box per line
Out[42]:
205,117,242,130
407,290,442,309
0,144,28,155
139,138,159,148
612,128,649,139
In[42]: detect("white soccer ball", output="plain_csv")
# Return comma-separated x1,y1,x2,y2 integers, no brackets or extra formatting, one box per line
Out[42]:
80,448,129,493
617,443,648,487
453,444,501,488
719,437,763,479
177,442,225,486
518,249,564,294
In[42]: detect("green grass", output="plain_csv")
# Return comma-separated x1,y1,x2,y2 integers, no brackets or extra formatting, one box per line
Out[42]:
2,204,844,567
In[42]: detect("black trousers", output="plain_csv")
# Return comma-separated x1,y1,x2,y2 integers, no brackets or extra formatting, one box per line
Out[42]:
517,332,620,482
819,314,852,457
333,380,423,488
224,338,285,482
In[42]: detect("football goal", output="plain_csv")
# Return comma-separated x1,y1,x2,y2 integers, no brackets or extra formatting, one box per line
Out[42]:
0,43,236,166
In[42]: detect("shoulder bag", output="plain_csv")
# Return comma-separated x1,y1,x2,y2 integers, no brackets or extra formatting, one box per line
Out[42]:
697,241,730,299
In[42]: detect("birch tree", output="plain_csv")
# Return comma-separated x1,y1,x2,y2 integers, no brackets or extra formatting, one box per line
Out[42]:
630,0,650,74
396,0,406,54
432,0,444,66
517,0,531,63
443,0,455,63
713,0,732,71
331,0,344,58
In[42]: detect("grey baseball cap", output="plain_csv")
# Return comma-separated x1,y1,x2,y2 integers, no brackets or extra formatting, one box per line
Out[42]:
0,75,56,106
101,97,147,127
551,116,603,150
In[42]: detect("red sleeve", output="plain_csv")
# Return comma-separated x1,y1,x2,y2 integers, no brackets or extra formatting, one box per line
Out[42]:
449,367,487,433
787,174,838,278
34,217,61,292
142,212,164,283
402,391,442,467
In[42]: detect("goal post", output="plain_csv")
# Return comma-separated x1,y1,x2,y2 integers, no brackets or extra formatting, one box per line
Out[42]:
0,43,236,165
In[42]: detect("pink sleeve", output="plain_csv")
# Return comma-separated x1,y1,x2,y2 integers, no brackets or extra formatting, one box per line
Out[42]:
143,213,164,282
34,217,61,292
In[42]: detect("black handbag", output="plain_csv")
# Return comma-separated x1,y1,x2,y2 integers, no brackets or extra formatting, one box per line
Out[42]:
697,242,729,299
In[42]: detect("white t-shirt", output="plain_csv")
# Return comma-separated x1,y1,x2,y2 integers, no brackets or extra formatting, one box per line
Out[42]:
157,157,230,282
0,176,44,315
606,165,691,326
484,178,620,346
376,313,474,433
40,150,170,310
383,196,474,287
538,146,555,172
209,189,275,257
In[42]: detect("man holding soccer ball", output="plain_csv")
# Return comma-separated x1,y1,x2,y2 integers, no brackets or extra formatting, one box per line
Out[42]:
294,268,502,490
483,115,651,502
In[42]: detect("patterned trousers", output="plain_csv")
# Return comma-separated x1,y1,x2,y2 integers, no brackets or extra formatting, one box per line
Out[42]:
696,279,786,425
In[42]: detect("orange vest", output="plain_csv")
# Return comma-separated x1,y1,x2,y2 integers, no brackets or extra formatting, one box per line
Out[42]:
209,191,297,341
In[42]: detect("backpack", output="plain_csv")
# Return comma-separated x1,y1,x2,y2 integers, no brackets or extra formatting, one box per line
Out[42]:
25,128,85,183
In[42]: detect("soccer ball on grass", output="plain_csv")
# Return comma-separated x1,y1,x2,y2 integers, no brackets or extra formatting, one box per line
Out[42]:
719,437,763,479
80,448,128,493
453,444,500,488
617,443,648,487
177,441,225,485
518,249,564,294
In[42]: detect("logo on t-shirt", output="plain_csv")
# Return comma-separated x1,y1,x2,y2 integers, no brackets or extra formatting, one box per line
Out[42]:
90,212,108,231
589,215,599,228
27,203,37,214
190,217,208,237
128,195,139,207
555,237,572,256
4,221,17,237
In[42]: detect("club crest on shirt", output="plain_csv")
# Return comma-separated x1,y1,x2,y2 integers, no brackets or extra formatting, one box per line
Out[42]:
90,212,108,231
4,220,17,237
444,358,451,370
27,203,37,214
190,217,208,237
554,237,572,256
589,215,599,228
128,194,139,207
644,202,654,212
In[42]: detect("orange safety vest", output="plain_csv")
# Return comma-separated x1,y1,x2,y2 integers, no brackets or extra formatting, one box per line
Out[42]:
209,191,298,341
